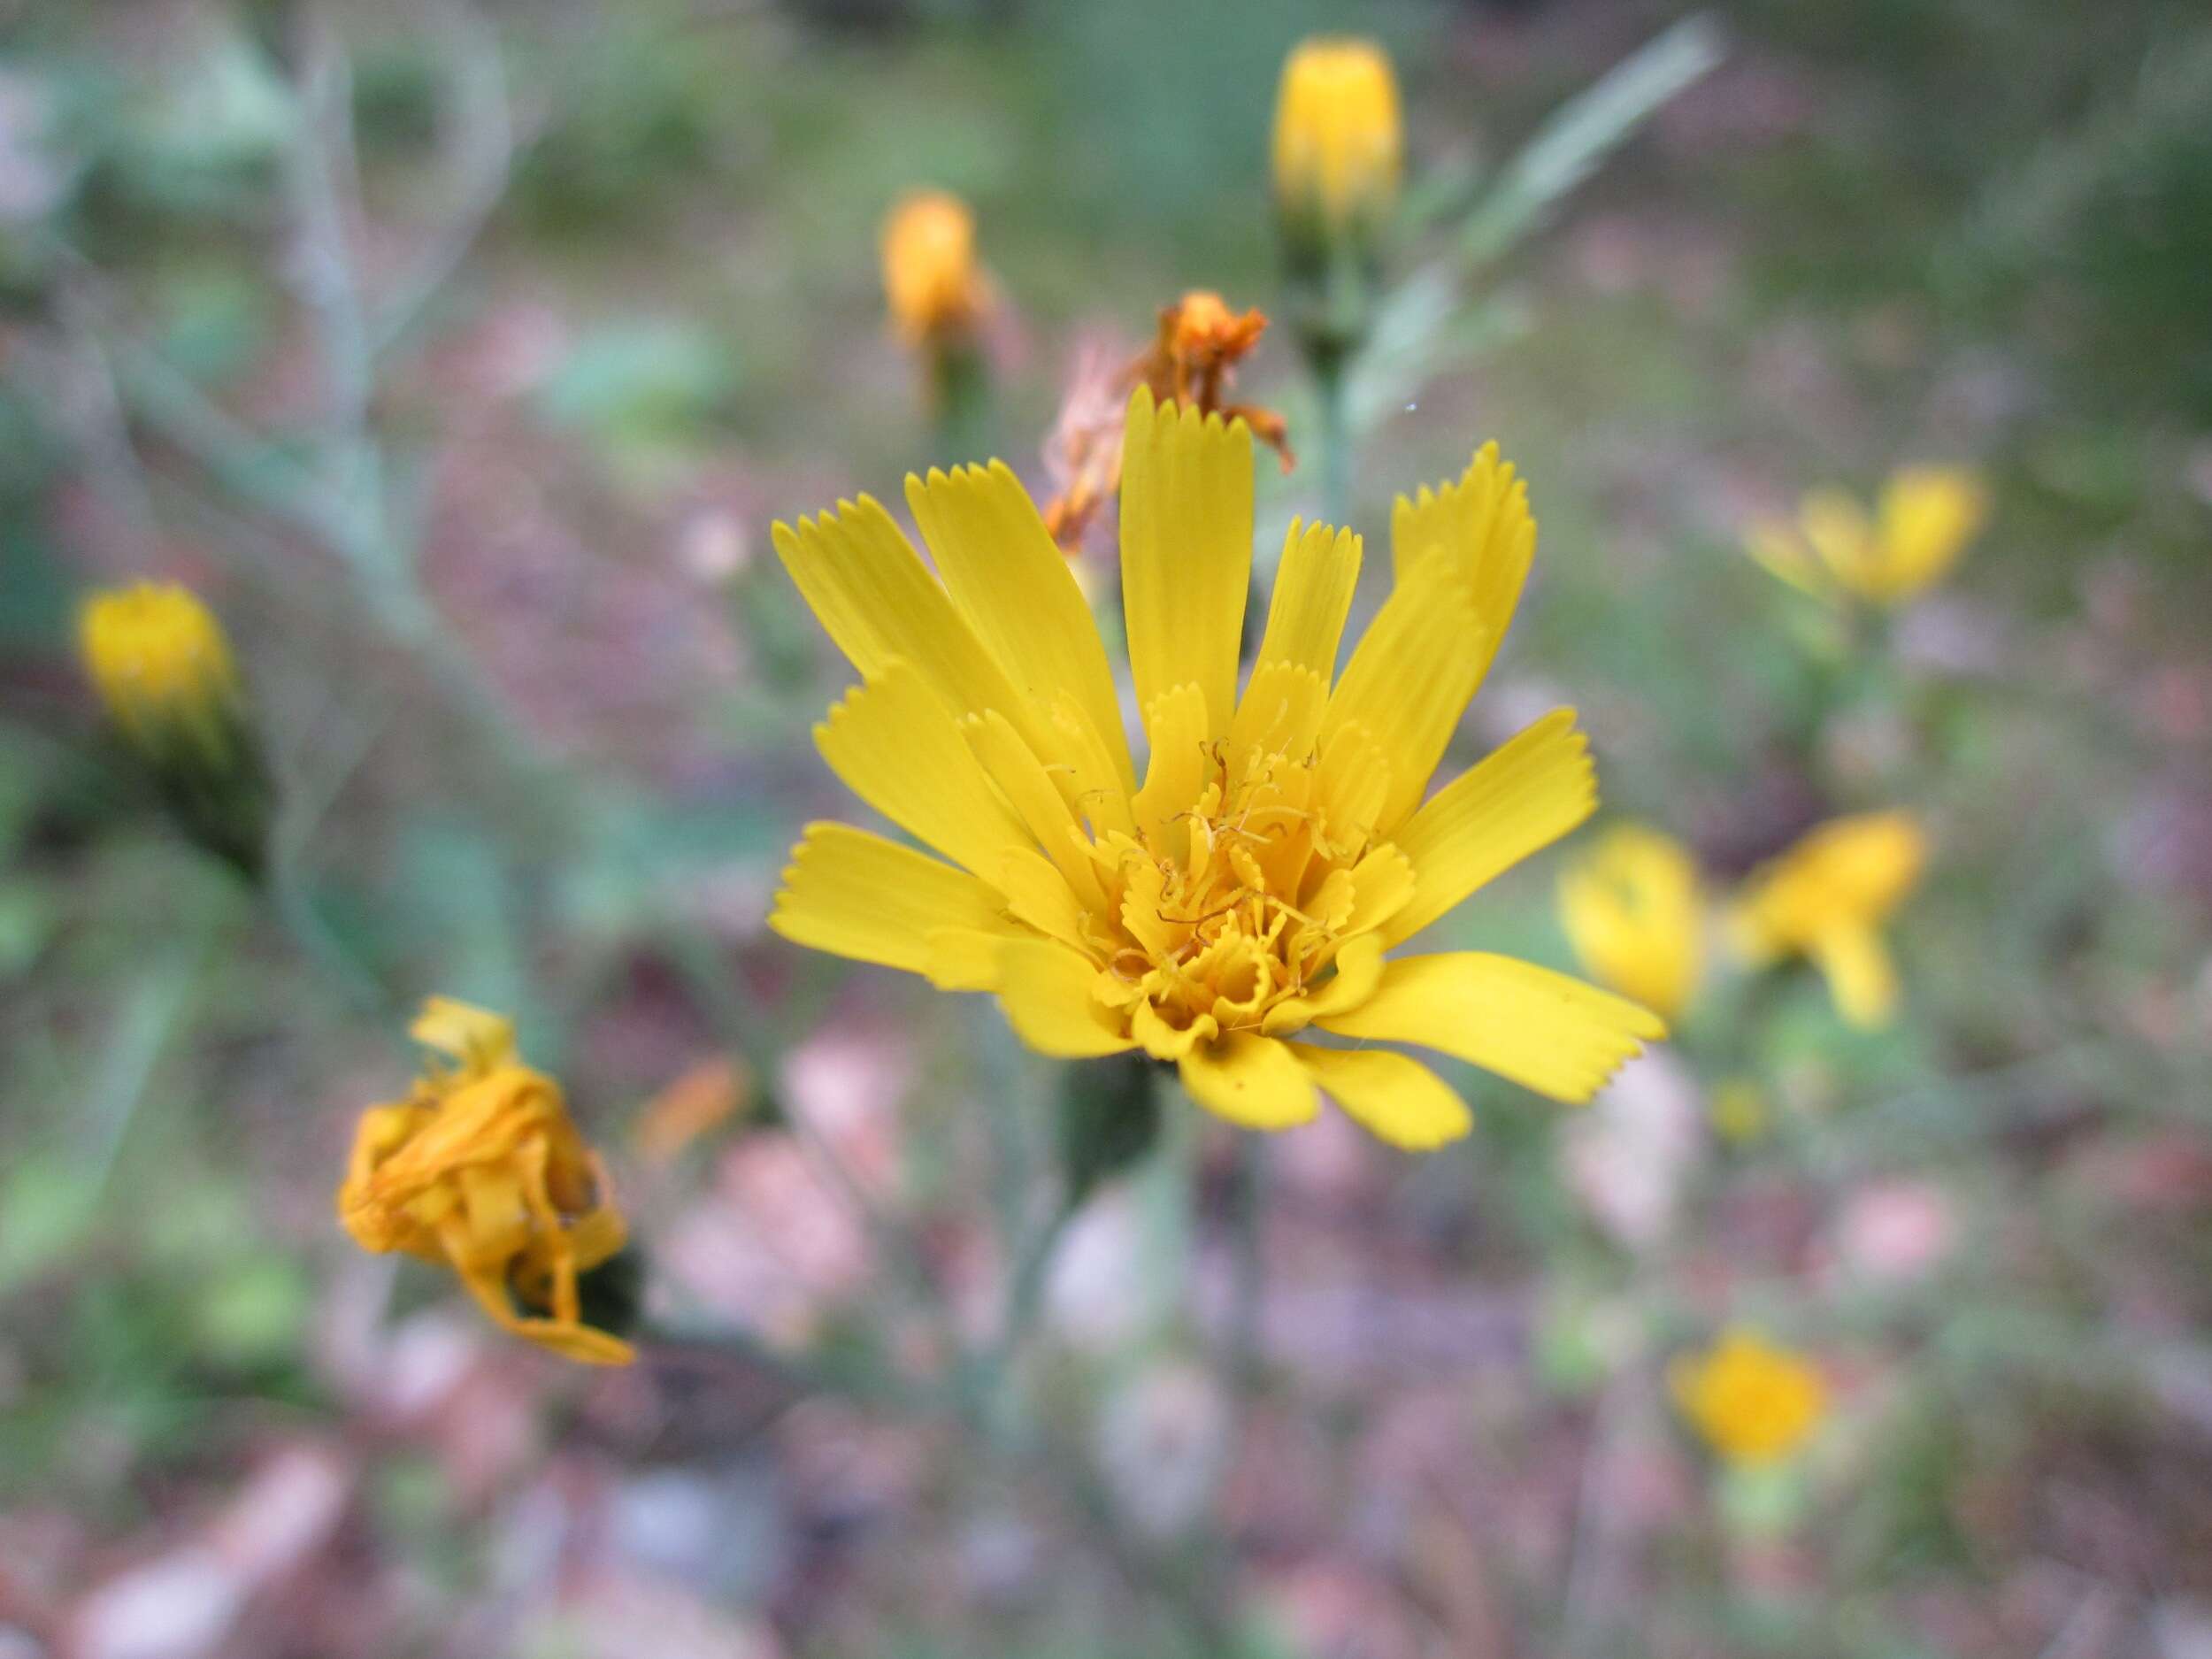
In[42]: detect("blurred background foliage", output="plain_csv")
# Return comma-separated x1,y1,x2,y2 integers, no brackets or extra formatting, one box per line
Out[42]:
3,0,2211,1656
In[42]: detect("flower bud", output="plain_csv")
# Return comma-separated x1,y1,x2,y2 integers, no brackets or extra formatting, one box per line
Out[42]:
1272,38,1402,288
77,582,273,878
881,188,992,352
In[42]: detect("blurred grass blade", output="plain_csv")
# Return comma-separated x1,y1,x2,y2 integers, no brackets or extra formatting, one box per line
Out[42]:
1455,15,1724,271
83,942,205,1188
1348,281,1527,433
1946,22,2212,293
1348,18,1719,433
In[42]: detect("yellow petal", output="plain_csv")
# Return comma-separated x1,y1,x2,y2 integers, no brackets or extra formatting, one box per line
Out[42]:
1133,683,1211,853
409,997,516,1071
963,710,1109,912
772,495,1021,725
1385,709,1594,948
509,1319,638,1365
1119,386,1254,742
1251,518,1361,686
1744,519,1831,600
1133,1000,1220,1062
814,662,1033,877
1321,551,1486,833
1229,661,1328,760
905,462,1134,791
1284,1042,1472,1149
995,938,1134,1057
1344,843,1415,936
1260,933,1386,1034
995,846,1090,949
1317,952,1665,1102
1809,923,1898,1029
770,822,1011,979
921,926,1007,991
1556,821,1704,1021
1390,441,1535,685
1178,1032,1318,1130
1799,488,1879,599
1315,719,1392,851
1873,465,1986,603
1048,694,1137,841
1732,810,1927,958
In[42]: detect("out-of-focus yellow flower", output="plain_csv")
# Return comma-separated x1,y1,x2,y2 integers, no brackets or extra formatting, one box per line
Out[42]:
1709,1077,1770,1143
1557,823,1705,1022
769,387,1663,1151
77,581,272,876
1730,811,1927,1030
881,189,993,349
1671,1327,1827,1467
1272,36,1402,266
1747,467,1989,606
78,582,245,762
337,997,634,1365
1043,290,1292,549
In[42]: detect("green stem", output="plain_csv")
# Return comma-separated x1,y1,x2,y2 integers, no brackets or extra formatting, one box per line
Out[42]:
966,1183,1085,1430
1317,356,1354,529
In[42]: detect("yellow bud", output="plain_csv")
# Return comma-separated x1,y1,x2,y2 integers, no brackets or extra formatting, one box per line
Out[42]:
880,188,991,349
77,582,242,757
1671,1327,1828,1467
76,581,272,876
1272,37,1402,262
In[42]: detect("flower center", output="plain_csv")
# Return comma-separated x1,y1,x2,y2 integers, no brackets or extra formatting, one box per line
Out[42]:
1077,738,1373,1050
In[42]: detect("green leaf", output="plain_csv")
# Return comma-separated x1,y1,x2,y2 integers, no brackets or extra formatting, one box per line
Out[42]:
1455,15,1724,270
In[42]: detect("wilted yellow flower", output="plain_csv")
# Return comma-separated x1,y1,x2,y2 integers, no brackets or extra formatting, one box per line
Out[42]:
881,189,992,349
1730,811,1928,1030
78,582,245,761
1747,466,1989,606
769,388,1663,1150
337,998,634,1365
1558,823,1705,1022
1043,290,1292,549
1273,37,1402,263
1671,1327,1828,1467
1135,290,1293,470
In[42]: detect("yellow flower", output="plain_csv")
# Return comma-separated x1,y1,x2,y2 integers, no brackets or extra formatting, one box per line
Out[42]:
1273,37,1402,261
337,997,634,1365
1557,823,1705,1023
1670,1327,1828,1467
77,582,246,761
881,189,993,349
1747,466,1989,606
767,388,1663,1150
1730,811,1927,1030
